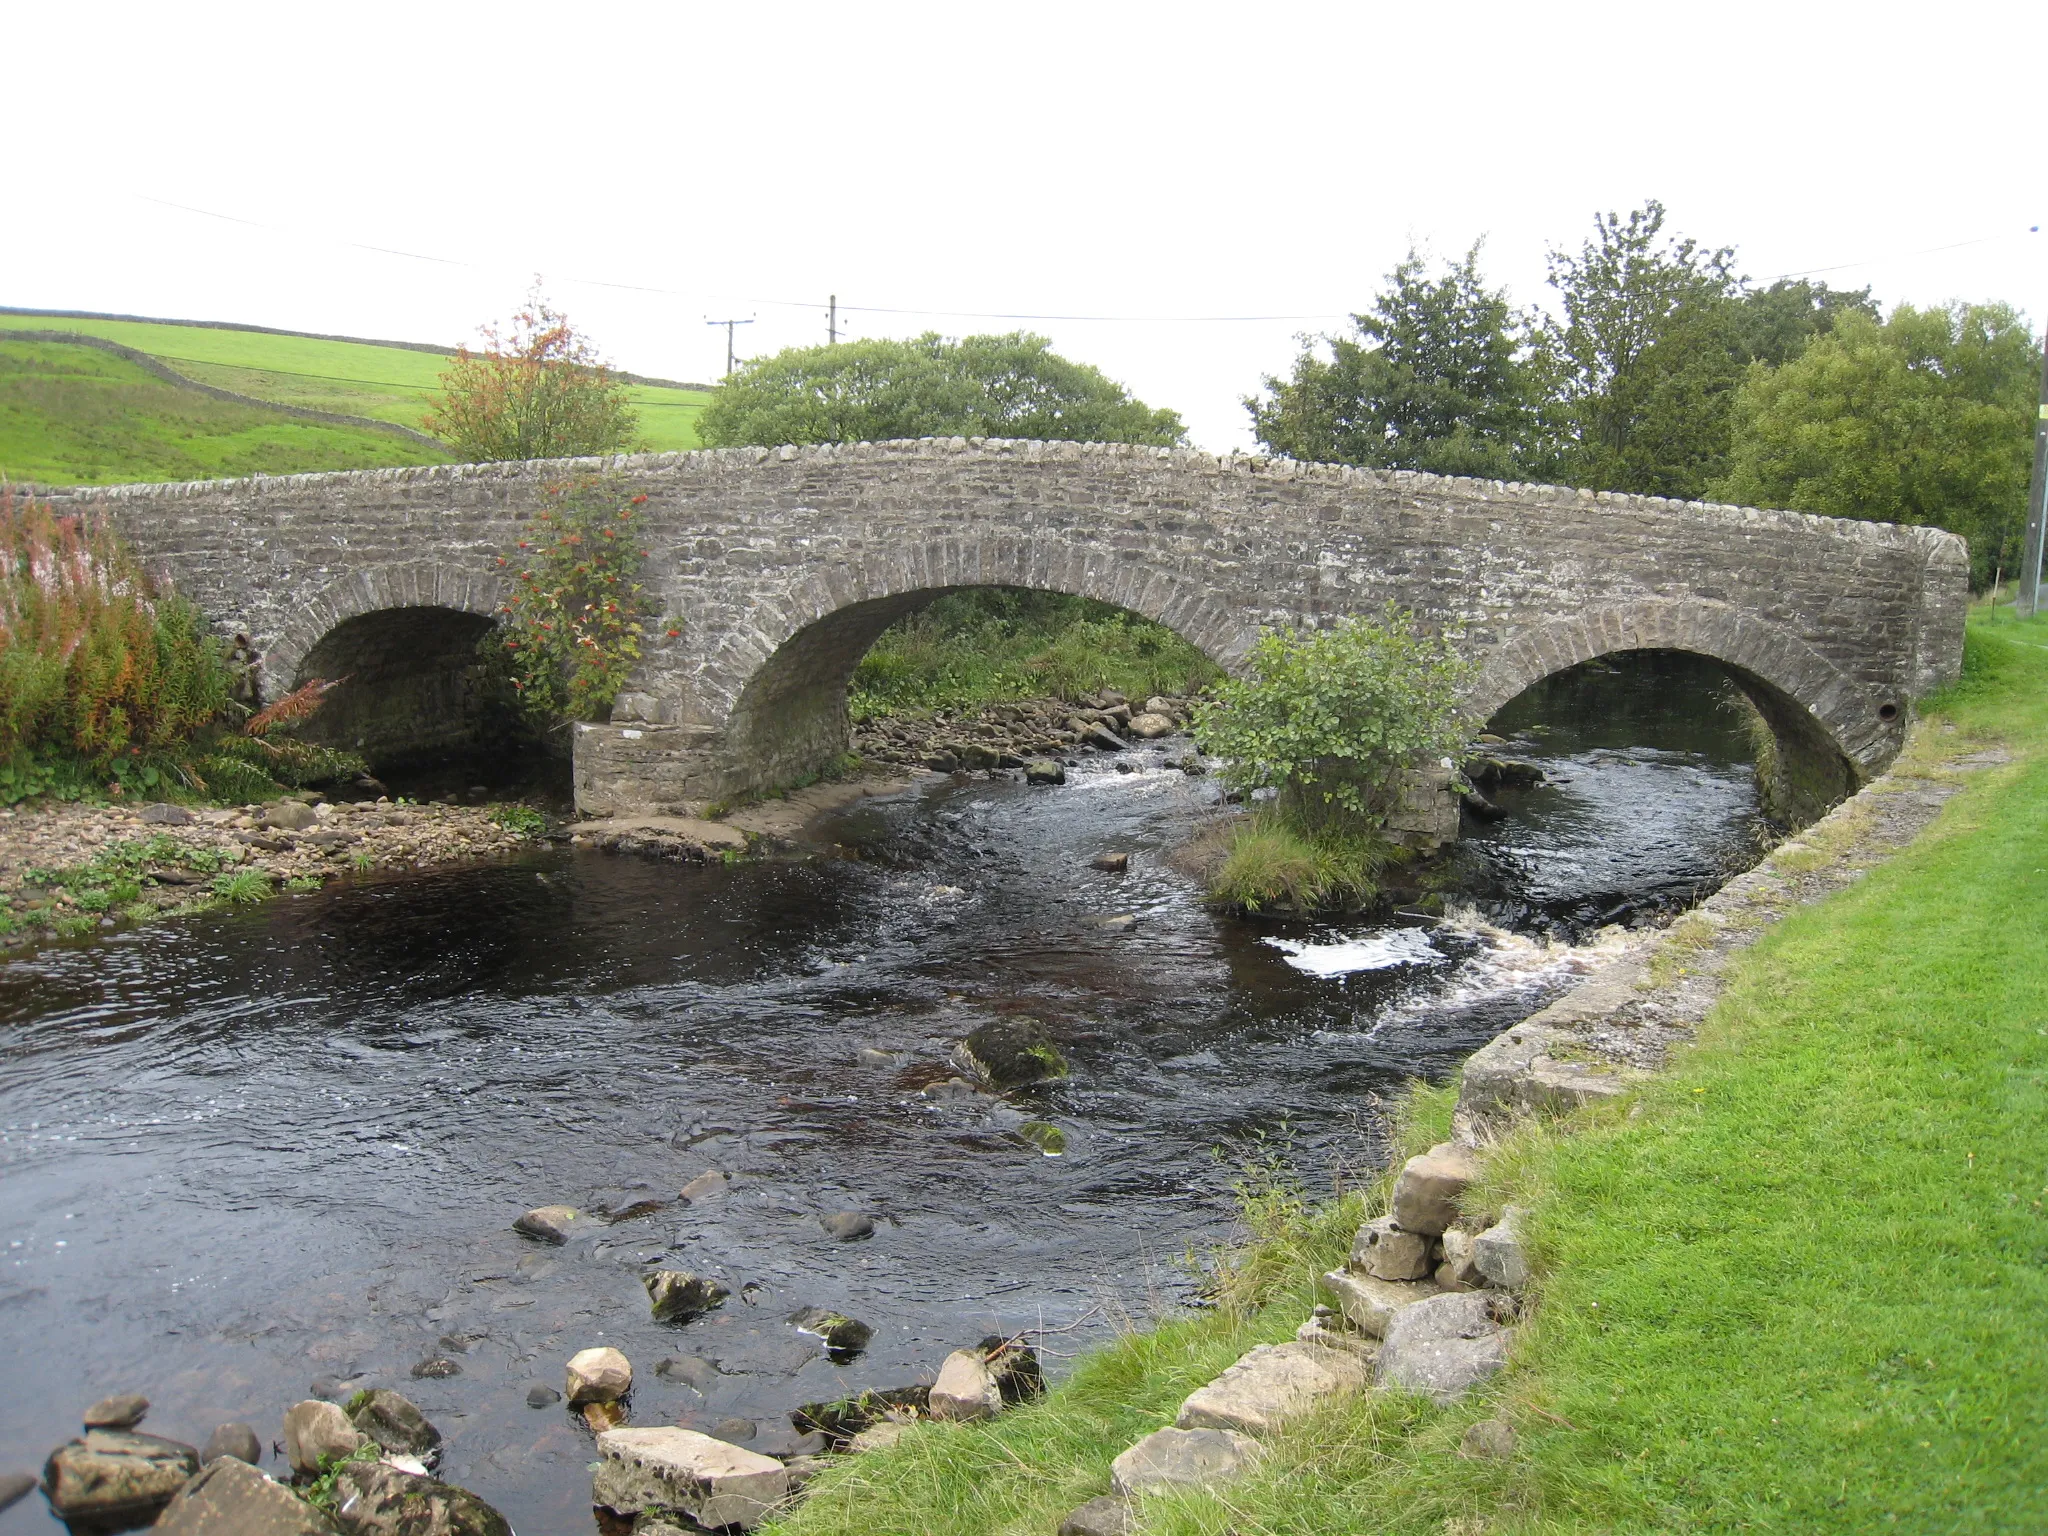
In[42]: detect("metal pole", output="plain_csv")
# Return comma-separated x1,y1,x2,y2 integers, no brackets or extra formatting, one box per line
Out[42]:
2017,328,2048,616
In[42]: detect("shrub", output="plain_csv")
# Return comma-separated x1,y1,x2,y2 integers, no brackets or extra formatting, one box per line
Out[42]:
422,292,639,462
492,476,673,722
1191,604,1473,827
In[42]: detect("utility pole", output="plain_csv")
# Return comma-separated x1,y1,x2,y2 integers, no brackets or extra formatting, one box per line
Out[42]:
704,316,754,377
828,294,839,345
2018,327,2048,617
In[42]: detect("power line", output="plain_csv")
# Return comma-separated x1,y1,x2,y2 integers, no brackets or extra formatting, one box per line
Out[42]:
705,317,754,376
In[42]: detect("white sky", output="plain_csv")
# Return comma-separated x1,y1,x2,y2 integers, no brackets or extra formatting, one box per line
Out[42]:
8,0,2045,452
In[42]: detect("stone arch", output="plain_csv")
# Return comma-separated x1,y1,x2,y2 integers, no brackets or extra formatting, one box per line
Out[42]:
270,563,510,771
1469,599,1903,825
708,538,1258,796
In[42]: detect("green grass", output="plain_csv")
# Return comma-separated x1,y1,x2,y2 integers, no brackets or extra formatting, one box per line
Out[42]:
0,338,452,486
1202,808,1394,914
849,588,1220,719
0,309,710,464
773,607,2048,1535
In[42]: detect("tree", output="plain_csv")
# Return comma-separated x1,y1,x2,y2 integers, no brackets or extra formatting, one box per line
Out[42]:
424,292,640,462
1713,302,2038,588
694,332,1184,448
1532,202,1743,495
1248,245,1535,478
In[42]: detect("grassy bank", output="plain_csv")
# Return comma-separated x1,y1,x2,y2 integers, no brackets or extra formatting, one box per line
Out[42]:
849,588,1219,718
771,606,2048,1534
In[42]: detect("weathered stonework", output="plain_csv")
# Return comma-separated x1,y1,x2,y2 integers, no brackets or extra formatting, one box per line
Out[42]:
43,440,1966,815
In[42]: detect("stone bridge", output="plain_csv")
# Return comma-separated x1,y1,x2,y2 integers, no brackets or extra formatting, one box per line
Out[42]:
53,439,1968,824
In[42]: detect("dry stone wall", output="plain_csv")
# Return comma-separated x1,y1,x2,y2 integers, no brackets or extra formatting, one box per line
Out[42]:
45,439,1967,815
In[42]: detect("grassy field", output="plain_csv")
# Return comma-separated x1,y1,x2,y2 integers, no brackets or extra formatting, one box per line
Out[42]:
0,337,451,485
0,309,709,454
771,605,2048,1535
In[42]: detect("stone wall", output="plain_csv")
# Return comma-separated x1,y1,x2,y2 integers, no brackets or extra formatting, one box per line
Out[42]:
46,439,1969,816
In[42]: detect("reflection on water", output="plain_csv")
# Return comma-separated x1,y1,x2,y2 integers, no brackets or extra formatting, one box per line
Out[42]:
0,656,1765,1531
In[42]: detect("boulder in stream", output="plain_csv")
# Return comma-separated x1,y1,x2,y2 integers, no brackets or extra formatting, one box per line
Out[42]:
593,1427,790,1531
82,1392,150,1429
154,1456,341,1535
43,1429,200,1527
200,1421,263,1467
282,1400,363,1476
566,1346,633,1405
346,1389,442,1461
1024,758,1066,786
952,1018,1067,1090
644,1269,730,1323
788,1305,873,1360
328,1460,511,1536
819,1210,874,1242
511,1205,580,1244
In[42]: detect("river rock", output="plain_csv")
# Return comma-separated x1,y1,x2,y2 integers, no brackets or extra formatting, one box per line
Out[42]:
200,1421,263,1466
789,1305,872,1358
1321,1268,1443,1338
1109,1426,1257,1495
1090,851,1130,873
566,1346,633,1405
347,1389,441,1460
42,1429,200,1527
593,1427,791,1530
1473,1207,1531,1288
1024,758,1066,785
155,1455,342,1534
283,1400,364,1476
263,800,320,831
645,1269,730,1322
1080,723,1128,752
329,1460,511,1536
524,1385,560,1409
819,1210,874,1241
1174,1340,1371,1437
1295,1308,1377,1358
1059,1494,1134,1536
679,1170,729,1202
141,802,195,825
0,1472,34,1513
1126,712,1175,739
82,1392,149,1429
1390,1141,1481,1236
845,1420,908,1453
511,1205,579,1244
654,1355,720,1390
1351,1215,1433,1281
952,1018,1067,1089
1375,1292,1512,1403
409,1357,460,1380
1461,1418,1517,1460
928,1349,1002,1421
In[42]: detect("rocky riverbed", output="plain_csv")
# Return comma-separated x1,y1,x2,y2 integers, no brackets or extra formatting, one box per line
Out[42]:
849,690,1203,773
0,794,542,953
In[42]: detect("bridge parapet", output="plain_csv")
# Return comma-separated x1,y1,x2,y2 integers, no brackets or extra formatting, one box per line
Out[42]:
45,440,1967,823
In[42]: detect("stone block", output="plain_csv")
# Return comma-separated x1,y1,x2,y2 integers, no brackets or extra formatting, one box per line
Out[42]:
82,1392,150,1429
1375,1293,1512,1404
1436,1229,1484,1291
1473,1207,1531,1289
1174,1340,1371,1436
1321,1267,1442,1338
1389,1142,1481,1237
644,1269,729,1323
593,1427,791,1529
346,1389,441,1459
1350,1214,1433,1280
1109,1427,1258,1496
328,1460,511,1535
154,1456,342,1534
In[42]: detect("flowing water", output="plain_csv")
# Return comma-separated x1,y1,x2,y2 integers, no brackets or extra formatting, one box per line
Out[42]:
0,654,1765,1532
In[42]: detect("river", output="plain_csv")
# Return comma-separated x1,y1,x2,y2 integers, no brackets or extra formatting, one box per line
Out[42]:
0,653,1764,1533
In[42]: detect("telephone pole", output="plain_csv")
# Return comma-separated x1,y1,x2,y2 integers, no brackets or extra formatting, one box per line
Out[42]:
828,294,839,345
2018,329,2048,616
704,316,754,377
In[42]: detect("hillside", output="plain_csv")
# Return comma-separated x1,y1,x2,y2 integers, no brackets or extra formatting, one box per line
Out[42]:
0,307,711,486
0,336,454,485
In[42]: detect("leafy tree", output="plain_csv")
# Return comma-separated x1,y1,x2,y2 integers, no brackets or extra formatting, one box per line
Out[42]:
1713,302,2039,588
1191,604,1475,829
695,332,1183,448
424,292,640,462
1248,245,1535,478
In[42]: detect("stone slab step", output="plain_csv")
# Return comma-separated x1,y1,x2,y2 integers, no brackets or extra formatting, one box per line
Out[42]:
1321,1268,1442,1338
594,1427,790,1530
1109,1426,1258,1496
1174,1340,1371,1437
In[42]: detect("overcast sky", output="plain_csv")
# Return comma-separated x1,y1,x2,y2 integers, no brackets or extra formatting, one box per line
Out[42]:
8,0,2044,451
